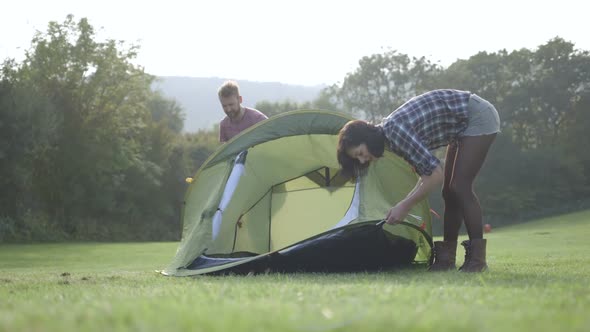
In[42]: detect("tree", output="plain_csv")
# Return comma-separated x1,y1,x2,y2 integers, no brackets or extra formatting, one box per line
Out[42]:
255,99,311,117
0,15,190,240
439,38,590,219
335,50,442,122
255,89,343,118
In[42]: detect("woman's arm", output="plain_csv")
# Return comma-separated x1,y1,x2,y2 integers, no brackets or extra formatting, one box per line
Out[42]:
385,164,444,224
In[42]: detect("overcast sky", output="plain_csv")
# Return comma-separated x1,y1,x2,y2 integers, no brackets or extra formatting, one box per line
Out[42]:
1,0,588,86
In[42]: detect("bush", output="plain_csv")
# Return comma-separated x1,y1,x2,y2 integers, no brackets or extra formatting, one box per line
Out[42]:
0,216,18,242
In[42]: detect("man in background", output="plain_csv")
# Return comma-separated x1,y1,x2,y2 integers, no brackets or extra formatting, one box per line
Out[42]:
218,80,268,142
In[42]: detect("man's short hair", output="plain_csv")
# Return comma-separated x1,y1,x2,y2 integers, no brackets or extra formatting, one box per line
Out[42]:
218,80,240,98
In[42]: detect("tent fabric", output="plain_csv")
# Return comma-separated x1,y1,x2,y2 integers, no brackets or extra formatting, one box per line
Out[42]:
183,221,431,275
211,150,248,240
162,110,433,276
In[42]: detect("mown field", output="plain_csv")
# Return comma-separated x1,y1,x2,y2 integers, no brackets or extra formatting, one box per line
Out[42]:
1,210,589,332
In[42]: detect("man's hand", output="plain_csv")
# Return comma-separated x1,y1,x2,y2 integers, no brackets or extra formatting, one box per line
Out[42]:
385,202,410,225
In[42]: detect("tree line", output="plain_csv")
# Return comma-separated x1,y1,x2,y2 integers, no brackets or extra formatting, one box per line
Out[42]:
0,16,219,241
1,16,589,242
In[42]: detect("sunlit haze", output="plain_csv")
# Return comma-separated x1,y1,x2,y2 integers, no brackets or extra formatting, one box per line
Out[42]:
1,0,588,86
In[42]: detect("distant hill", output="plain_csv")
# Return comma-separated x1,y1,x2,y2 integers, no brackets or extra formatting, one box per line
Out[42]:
153,77,325,132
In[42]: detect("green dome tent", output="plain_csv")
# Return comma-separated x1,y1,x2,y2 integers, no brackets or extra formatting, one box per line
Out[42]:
162,110,433,276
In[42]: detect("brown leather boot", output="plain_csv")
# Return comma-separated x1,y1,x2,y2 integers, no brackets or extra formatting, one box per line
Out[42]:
459,239,488,272
428,241,457,271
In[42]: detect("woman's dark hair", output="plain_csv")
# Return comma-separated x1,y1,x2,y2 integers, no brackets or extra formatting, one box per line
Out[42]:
337,120,385,178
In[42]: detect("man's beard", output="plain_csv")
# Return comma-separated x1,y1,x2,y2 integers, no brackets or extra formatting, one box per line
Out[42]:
228,107,241,120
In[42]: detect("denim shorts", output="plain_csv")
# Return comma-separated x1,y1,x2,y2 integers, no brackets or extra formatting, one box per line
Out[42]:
462,94,501,136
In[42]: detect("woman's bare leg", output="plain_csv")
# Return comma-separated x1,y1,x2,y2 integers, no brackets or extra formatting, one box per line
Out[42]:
442,143,462,242
447,134,496,239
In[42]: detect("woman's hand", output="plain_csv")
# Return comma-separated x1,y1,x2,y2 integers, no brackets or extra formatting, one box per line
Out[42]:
385,202,410,225
385,165,443,225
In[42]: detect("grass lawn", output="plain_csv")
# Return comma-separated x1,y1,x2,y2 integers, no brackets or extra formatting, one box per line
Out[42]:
1,210,589,332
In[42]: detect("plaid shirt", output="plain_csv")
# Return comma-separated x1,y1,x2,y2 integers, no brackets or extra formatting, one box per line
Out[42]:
379,89,471,176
